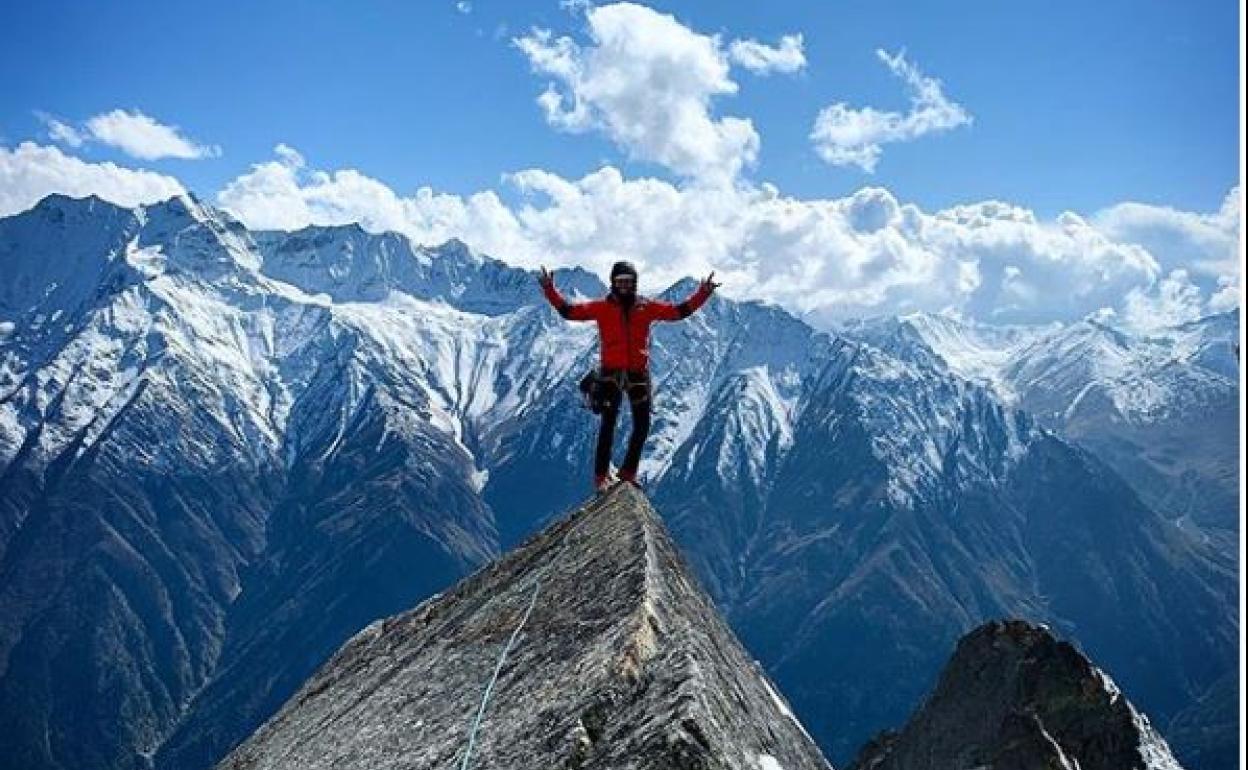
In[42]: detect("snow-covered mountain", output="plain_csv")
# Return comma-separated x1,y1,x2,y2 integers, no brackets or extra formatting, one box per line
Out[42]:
838,311,1050,396
655,322,1235,763
0,195,1237,770
842,309,1241,546
1005,313,1240,540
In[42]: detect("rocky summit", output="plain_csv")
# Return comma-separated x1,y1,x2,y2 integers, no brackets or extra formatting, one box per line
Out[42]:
217,483,831,770
847,619,1184,770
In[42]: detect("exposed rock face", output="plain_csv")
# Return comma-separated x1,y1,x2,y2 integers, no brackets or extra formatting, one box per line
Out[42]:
847,620,1184,770
218,483,831,770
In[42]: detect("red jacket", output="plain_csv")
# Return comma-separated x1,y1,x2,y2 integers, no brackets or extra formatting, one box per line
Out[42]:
542,280,713,371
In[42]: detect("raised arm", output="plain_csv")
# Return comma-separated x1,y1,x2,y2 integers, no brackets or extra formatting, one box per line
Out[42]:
648,272,719,322
538,265,598,321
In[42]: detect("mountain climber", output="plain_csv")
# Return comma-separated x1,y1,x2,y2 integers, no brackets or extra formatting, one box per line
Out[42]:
538,261,720,492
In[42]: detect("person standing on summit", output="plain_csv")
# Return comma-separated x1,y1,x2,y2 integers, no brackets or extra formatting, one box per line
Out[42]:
539,261,719,492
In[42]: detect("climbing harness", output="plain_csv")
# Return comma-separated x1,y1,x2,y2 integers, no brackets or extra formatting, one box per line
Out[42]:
578,368,609,413
579,367,651,413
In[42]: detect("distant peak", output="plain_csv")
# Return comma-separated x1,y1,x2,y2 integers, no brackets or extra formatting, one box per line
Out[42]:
898,309,969,329
660,275,700,298
848,619,1184,770
29,192,124,217
553,264,608,297
141,193,208,222
437,236,472,253
36,191,99,207
425,236,484,265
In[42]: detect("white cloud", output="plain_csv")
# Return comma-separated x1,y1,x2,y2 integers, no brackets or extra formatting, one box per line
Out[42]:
1208,275,1241,312
214,145,1223,327
83,109,220,160
729,34,806,75
1092,187,1241,311
4,138,1229,327
455,1,471,14
216,144,524,248
1121,270,1207,332
35,112,85,147
514,2,759,182
811,49,971,172
0,141,185,216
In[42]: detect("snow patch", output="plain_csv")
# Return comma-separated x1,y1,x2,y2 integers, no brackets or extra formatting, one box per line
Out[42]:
470,467,489,492
757,669,815,744
757,755,785,770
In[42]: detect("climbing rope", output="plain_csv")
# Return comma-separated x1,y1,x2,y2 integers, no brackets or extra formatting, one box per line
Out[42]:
456,494,596,769
457,573,543,770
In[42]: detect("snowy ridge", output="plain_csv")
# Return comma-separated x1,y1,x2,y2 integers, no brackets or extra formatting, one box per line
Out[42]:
2,193,1235,548
0,196,601,482
840,307,1240,533
1006,313,1239,423
799,335,1038,507
8,193,1225,509
6,192,1211,519
844,309,1239,426
0,194,1236,770
838,311,1048,401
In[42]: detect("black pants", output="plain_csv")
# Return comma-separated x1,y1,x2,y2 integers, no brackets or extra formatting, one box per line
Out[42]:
595,369,651,477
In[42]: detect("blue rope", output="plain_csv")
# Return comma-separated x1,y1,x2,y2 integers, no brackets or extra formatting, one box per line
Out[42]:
456,492,606,768
457,575,544,770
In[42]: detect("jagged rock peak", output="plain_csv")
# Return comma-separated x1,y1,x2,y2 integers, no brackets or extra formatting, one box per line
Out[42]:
218,483,832,770
847,619,1183,770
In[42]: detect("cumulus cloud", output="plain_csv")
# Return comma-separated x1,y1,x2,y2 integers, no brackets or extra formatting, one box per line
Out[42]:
40,108,220,160
35,112,85,147
811,49,971,172
216,143,524,249
212,145,1230,326
514,2,759,182
82,109,221,160
729,34,806,75
1120,270,1208,332
4,137,1232,326
1208,276,1241,312
0,141,185,216
1092,187,1241,313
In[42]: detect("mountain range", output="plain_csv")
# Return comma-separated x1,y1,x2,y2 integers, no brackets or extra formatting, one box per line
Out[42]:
0,193,1238,769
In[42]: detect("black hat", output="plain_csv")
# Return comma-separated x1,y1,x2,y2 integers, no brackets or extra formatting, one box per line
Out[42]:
610,260,638,280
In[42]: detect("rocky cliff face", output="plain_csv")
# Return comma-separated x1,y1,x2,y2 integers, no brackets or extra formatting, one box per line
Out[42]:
218,483,831,770
847,620,1184,770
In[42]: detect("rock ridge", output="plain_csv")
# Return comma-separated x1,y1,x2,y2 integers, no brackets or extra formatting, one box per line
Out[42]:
218,483,832,770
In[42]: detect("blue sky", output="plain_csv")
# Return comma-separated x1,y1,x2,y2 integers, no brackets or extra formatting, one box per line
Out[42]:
0,0,1242,325
2,0,1238,213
